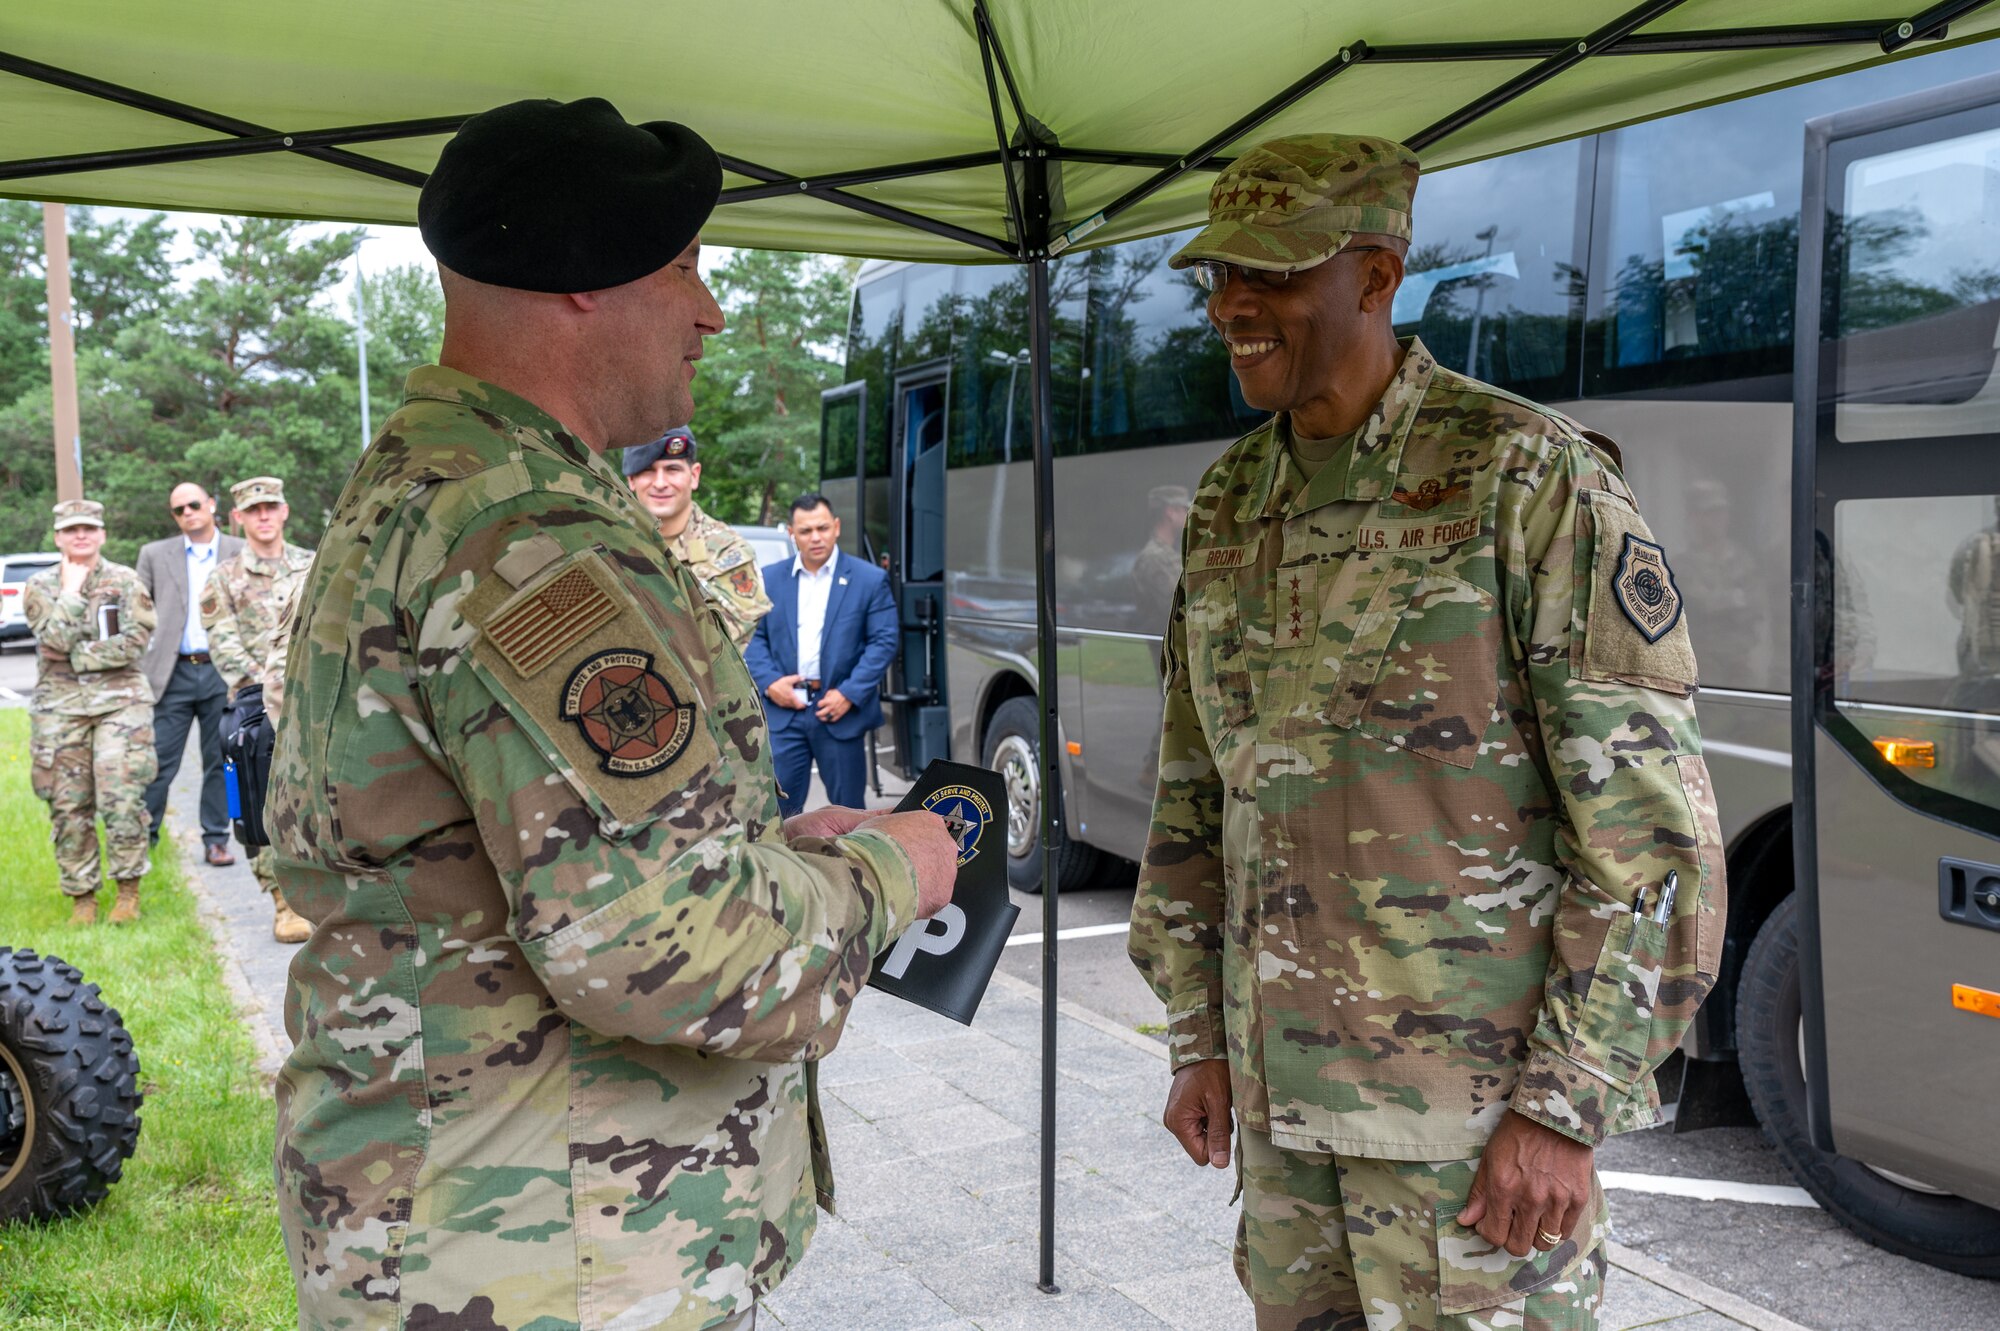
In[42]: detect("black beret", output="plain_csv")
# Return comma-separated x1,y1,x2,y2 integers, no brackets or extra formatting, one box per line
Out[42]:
622,427,697,475
419,97,722,293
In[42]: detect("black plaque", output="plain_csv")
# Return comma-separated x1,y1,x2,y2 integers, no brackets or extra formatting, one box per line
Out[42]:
867,760,1020,1024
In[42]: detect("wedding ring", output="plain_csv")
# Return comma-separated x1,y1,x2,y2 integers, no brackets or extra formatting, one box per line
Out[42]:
1536,1229,1563,1248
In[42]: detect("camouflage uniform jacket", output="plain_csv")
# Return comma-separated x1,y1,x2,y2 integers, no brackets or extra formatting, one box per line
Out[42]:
267,366,923,1331
668,501,771,650
199,541,314,697
24,560,156,716
1129,338,1724,1160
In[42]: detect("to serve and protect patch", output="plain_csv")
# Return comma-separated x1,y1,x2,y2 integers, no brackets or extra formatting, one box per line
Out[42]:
1613,533,1683,643
923,783,994,866
461,546,720,830
560,649,697,777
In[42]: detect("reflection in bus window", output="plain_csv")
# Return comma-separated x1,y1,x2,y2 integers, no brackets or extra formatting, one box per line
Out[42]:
1077,233,1260,456
1832,122,2000,443
1583,42,1996,399
1836,496,2000,808
1394,138,1585,398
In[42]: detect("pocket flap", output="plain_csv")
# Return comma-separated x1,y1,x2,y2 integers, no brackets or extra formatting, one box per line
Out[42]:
1433,1177,1605,1316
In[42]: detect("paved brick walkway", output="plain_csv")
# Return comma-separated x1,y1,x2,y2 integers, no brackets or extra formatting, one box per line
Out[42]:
164,754,1803,1330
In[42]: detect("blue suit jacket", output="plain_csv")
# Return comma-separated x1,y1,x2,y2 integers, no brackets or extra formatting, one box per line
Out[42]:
744,552,900,741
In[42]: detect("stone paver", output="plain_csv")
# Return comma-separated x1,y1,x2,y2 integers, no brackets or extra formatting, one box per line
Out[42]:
172,751,1795,1330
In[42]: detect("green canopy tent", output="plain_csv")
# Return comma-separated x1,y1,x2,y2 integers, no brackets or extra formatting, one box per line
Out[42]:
4,0,1995,1291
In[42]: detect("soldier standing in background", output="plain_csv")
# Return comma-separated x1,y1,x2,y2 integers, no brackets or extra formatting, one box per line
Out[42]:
1131,482,1190,632
265,98,958,1331
199,475,314,942
25,500,158,925
623,426,773,648
1127,135,1725,1330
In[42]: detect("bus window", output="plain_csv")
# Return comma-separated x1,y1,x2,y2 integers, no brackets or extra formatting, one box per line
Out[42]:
949,265,1030,469
1585,42,1998,399
1076,233,1260,456
1831,122,2000,444
849,270,901,497
1394,138,1587,399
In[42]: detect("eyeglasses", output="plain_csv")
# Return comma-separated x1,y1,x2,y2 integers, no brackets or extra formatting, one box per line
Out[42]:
172,500,207,515
1190,246,1387,294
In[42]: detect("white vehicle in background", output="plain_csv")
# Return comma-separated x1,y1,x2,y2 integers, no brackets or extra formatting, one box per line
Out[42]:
730,524,795,572
0,552,59,650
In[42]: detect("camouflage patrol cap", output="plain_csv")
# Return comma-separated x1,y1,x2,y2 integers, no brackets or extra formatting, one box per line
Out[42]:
52,499,105,530
1170,134,1419,273
230,475,286,508
1148,484,1191,510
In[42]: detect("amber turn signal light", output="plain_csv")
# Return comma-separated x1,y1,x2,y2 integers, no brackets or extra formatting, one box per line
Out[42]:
1952,984,2000,1019
1873,738,1936,768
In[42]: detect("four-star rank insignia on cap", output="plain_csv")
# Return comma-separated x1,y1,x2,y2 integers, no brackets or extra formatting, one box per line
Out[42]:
560,649,697,777
1614,533,1683,643
922,783,994,866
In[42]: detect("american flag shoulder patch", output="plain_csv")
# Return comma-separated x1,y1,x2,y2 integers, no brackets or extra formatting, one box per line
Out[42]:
484,563,618,678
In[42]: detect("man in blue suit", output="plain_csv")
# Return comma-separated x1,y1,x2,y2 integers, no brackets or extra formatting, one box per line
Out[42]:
745,493,900,816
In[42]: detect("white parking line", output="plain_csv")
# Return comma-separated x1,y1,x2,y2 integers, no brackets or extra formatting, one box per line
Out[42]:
0,685,23,702
1600,1170,1819,1208
1004,921,1130,947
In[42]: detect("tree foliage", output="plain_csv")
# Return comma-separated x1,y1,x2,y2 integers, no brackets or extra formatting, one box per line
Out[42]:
686,249,857,524
0,208,443,563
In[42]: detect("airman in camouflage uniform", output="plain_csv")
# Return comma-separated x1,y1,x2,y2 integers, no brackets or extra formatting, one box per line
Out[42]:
266,97,956,1331
25,499,158,925
1128,135,1724,1331
624,428,772,648
200,474,315,942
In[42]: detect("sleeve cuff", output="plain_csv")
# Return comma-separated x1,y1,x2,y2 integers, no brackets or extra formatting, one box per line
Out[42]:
827,826,922,955
1509,1048,1620,1148
1164,995,1226,1068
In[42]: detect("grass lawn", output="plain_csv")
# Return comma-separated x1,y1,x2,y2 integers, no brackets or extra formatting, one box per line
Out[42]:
0,709,295,1328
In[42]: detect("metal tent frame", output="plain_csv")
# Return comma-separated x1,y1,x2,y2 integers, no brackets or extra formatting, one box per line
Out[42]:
2,0,1993,1292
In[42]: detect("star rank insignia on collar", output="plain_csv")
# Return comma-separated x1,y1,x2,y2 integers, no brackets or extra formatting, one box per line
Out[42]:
560,649,697,777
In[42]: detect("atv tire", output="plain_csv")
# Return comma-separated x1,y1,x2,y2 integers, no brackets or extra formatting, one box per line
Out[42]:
0,947,143,1223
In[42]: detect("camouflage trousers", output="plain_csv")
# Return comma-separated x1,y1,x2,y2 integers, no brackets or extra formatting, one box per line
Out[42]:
32,704,158,898
252,846,278,896
1235,1129,1608,1331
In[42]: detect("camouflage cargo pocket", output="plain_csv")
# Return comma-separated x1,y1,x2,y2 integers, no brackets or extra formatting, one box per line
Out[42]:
1434,1173,1607,1318
1572,909,1666,1091
1341,557,1499,769
28,710,56,801
1187,572,1255,740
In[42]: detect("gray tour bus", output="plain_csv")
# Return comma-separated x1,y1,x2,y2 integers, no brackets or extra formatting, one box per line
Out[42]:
820,45,2000,1273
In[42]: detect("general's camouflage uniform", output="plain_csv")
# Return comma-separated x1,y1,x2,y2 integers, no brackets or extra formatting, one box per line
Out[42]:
25,560,158,897
268,366,922,1331
669,500,771,650
1129,338,1724,1330
201,540,313,896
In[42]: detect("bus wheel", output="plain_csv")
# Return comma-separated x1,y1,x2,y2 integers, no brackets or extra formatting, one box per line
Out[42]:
1737,894,2000,1277
983,697,1103,895
0,947,144,1224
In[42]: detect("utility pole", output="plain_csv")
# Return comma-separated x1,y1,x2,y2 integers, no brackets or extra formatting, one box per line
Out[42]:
353,240,372,450
43,203,83,502
1466,224,1499,382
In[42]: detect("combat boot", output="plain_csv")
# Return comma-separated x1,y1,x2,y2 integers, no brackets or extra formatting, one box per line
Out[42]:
271,891,311,945
69,892,98,926
107,879,141,925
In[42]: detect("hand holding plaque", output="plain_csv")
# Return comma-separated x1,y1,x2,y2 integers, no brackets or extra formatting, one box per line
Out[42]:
866,761,1020,1024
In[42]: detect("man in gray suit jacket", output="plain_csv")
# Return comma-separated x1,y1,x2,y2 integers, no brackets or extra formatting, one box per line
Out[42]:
136,481,243,865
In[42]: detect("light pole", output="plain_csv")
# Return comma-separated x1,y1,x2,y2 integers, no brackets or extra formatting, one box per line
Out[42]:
1466,224,1498,381
985,347,1030,578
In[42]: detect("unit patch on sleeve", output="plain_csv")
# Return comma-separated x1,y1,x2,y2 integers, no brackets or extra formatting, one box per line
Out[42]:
560,649,698,777
1613,533,1682,643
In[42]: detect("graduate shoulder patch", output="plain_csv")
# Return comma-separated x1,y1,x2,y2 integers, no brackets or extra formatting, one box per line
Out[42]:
1613,533,1682,643
560,649,698,777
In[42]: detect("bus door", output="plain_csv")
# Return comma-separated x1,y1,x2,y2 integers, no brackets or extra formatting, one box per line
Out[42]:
1795,72,2000,1210
819,381,866,557
887,362,951,775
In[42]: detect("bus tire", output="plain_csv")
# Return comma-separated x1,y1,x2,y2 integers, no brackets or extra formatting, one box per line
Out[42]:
0,947,144,1225
983,697,1102,895
1737,894,2000,1277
